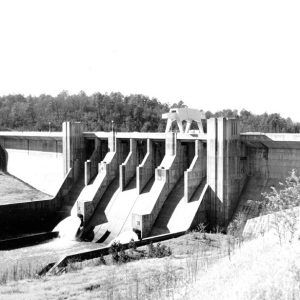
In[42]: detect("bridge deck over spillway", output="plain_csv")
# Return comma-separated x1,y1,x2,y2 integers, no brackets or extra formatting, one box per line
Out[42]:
83,131,207,141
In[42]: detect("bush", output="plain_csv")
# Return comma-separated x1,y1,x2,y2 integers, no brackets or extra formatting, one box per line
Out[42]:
128,238,137,251
147,242,172,258
109,241,130,264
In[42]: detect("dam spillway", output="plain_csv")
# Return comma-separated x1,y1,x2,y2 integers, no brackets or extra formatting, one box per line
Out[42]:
1,108,300,243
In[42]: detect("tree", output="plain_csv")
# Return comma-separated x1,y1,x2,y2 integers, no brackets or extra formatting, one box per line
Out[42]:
171,100,187,108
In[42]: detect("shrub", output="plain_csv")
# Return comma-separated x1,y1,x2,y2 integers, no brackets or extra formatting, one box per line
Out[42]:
262,169,300,244
109,242,121,263
109,241,130,264
147,242,172,258
128,238,137,251
119,249,130,263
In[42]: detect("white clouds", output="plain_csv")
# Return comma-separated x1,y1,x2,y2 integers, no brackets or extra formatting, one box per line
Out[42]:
0,0,300,120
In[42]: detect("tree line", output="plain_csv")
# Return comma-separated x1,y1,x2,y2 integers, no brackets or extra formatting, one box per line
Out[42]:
0,91,299,133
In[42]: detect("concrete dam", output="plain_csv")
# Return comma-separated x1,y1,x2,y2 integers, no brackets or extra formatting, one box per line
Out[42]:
1,108,300,244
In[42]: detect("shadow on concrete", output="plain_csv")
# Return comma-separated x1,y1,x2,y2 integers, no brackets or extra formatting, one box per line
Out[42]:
150,176,184,235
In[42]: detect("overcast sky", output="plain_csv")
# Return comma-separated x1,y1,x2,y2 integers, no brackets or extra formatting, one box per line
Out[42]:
0,0,300,120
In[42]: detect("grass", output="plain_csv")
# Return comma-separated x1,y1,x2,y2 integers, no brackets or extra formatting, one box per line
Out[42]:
0,232,230,299
0,239,101,283
1,230,298,299
185,234,300,300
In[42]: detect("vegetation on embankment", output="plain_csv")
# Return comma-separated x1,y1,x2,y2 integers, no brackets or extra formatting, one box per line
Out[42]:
0,231,231,299
1,230,300,300
186,234,300,300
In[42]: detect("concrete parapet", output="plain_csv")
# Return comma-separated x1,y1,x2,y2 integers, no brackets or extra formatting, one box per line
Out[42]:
184,140,206,202
137,139,154,194
120,139,137,191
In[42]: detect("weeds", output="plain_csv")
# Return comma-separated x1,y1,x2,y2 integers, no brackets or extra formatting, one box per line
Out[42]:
193,223,207,240
261,169,300,244
84,283,101,292
0,232,244,299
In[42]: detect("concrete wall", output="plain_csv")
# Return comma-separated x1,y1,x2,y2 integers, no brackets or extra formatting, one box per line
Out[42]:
84,138,108,186
137,139,154,194
207,118,218,225
207,118,247,227
120,139,137,191
0,122,84,197
0,135,63,196
0,167,75,237
184,140,206,202
62,122,85,181
247,147,300,179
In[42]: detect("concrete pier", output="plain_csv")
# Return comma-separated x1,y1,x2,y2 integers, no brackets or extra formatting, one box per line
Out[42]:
136,139,154,194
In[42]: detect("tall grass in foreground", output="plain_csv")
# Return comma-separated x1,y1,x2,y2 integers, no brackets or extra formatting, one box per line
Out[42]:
66,236,229,299
0,261,45,284
186,235,300,300
63,233,236,299
0,232,234,299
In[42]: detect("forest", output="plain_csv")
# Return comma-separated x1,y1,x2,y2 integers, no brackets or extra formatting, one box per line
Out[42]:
0,91,299,133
